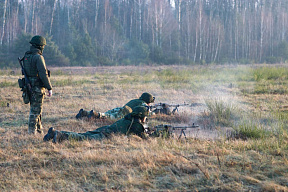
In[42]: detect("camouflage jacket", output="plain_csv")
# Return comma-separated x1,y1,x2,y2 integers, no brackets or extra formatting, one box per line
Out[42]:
23,46,52,90
121,98,148,115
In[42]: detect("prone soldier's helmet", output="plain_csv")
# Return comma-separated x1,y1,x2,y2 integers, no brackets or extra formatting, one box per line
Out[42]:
139,92,155,104
30,35,46,46
131,106,148,119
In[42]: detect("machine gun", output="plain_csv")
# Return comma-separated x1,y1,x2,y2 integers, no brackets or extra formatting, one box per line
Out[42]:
145,123,199,139
18,57,35,103
149,103,190,115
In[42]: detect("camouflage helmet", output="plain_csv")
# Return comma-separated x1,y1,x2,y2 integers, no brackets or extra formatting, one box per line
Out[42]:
29,35,46,46
139,92,155,104
131,106,148,119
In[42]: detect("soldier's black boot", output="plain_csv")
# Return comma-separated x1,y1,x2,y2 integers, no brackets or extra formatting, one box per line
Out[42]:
76,109,89,119
88,110,100,119
43,127,56,142
52,131,69,144
76,109,84,119
37,124,43,135
37,129,44,134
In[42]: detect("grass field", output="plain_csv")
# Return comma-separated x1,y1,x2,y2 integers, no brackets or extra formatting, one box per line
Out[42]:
0,64,288,191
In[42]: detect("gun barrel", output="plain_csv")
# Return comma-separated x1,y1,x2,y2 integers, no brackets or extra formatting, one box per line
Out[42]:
173,125,199,129
170,103,189,106
173,126,188,129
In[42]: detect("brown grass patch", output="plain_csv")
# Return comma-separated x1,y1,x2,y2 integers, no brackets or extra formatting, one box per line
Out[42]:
0,65,288,191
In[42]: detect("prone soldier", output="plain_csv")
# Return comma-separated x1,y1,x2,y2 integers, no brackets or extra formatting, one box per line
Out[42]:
76,92,155,120
44,106,149,143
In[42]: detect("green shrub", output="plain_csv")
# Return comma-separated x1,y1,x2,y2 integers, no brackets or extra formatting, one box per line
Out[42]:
205,99,237,126
235,121,270,139
253,67,288,81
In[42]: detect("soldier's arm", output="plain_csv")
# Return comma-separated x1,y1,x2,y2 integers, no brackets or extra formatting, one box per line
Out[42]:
130,124,148,139
35,55,52,90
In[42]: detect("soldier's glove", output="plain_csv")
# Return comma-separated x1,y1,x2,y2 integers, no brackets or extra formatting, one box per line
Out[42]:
48,90,52,97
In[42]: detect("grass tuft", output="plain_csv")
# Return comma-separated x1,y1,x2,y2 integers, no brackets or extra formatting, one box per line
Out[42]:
205,98,237,126
234,121,270,139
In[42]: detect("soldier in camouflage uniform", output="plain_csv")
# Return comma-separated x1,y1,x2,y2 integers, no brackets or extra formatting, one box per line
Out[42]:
76,92,155,120
23,35,53,134
43,106,149,143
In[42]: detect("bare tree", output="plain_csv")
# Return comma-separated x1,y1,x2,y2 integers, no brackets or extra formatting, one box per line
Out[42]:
0,0,7,45
50,0,57,35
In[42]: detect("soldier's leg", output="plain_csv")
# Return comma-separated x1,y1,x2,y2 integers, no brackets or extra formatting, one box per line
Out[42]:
28,93,44,134
87,110,102,119
44,128,73,143
50,130,107,143
36,114,43,134
66,131,106,141
104,107,124,119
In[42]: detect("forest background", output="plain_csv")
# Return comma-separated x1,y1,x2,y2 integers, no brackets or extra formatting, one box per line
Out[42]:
1,0,288,68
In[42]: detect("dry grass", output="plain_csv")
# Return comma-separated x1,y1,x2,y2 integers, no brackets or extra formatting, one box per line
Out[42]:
0,65,288,191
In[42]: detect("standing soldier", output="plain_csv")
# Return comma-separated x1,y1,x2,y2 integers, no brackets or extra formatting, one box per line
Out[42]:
22,35,53,134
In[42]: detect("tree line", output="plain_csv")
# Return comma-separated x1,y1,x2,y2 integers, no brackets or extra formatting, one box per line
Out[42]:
1,0,288,68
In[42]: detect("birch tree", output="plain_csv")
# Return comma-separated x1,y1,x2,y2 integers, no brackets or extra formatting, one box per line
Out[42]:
50,0,57,35
0,0,7,45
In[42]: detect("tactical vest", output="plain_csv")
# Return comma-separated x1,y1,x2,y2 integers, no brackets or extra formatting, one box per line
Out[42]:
23,52,43,87
23,52,39,77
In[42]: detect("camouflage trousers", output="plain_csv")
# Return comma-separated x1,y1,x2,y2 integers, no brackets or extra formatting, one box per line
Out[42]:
76,105,132,120
60,130,107,141
104,105,132,119
28,87,45,134
103,107,125,119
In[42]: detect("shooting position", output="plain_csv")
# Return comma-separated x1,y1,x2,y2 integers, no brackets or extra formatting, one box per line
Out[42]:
44,106,150,143
76,92,155,120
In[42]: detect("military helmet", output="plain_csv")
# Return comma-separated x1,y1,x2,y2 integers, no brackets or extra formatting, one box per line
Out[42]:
131,106,148,119
139,92,155,104
29,35,46,46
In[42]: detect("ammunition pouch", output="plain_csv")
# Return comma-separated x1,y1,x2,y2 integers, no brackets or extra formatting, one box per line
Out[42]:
122,105,132,115
21,87,30,104
18,78,30,104
18,78,25,88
